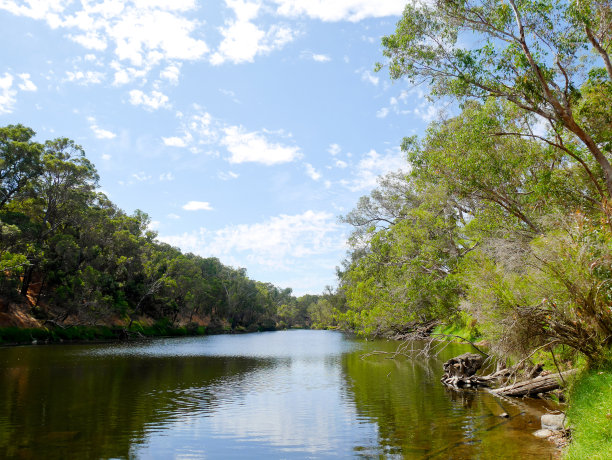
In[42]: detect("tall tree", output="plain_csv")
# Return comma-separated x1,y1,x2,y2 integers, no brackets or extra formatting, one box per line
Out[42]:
380,0,612,195
20,138,99,296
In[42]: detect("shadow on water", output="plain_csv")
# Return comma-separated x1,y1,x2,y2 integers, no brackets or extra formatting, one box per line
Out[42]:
0,342,276,459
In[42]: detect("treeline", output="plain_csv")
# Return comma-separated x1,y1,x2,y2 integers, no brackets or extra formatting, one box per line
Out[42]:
328,0,612,366
0,125,325,333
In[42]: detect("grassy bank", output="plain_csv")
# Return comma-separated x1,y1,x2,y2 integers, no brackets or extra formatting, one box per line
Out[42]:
564,366,612,459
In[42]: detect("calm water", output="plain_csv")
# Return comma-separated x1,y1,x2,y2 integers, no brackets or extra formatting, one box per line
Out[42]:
0,330,558,459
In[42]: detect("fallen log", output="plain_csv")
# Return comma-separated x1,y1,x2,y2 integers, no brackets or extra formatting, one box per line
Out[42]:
491,369,577,397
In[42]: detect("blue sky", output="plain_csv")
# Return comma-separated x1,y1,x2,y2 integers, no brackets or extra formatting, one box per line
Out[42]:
0,0,439,295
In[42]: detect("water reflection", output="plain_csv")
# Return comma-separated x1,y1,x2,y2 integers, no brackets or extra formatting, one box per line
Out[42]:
0,330,557,459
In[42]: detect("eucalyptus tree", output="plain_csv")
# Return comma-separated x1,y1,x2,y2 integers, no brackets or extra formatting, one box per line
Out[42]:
339,177,470,336
19,138,99,296
380,0,612,196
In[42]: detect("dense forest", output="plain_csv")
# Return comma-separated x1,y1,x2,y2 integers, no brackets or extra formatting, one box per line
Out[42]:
322,0,612,367
0,124,332,336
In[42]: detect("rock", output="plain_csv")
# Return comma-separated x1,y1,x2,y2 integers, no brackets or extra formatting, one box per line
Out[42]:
533,429,554,438
541,413,566,431
499,412,509,418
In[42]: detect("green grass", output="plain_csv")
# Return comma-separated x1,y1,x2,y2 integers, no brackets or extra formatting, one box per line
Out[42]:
565,365,612,460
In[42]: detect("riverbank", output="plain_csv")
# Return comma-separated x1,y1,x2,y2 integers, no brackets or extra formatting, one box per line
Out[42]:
404,320,610,459
564,365,612,460
0,321,286,346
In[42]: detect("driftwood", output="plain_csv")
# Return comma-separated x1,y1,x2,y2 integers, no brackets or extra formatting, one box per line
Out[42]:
441,351,575,397
491,369,578,397
441,352,486,387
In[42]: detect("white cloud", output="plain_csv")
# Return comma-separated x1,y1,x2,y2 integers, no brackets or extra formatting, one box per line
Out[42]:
65,70,105,85
376,107,389,118
129,89,170,110
160,63,181,84
0,0,208,83
304,163,321,181
68,31,107,51
346,148,409,192
272,0,405,22
219,88,240,103
183,200,213,211
17,73,37,91
132,172,152,182
87,116,116,139
301,51,331,62
163,136,188,147
101,154,112,160
312,53,331,62
189,111,217,142
167,213,180,219
159,172,175,181
110,61,148,86
159,210,343,269
0,73,16,114
327,143,341,156
221,125,301,165
360,70,379,86
218,171,239,180
335,159,348,168
413,104,442,122
210,0,295,65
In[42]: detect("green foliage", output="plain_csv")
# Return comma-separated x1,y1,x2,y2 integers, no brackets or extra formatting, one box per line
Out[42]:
338,178,466,337
432,312,481,343
0,124,43,210
461,213,612,363
380,0,612,197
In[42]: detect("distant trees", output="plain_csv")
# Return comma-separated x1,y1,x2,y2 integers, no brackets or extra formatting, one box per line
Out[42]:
0,124,317,331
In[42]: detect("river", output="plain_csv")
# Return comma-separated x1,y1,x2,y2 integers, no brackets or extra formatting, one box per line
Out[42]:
0,330,558,459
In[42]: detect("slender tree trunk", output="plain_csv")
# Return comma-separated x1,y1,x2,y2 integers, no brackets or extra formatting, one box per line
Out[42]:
20,264,34,297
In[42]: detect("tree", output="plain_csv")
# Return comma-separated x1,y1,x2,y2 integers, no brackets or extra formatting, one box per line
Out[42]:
19,138,99,296
339,178,468,336
380,0,612,196
0,124,42,210
408,99,604,233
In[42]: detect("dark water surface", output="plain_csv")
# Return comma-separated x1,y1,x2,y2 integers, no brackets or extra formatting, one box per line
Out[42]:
0,330,558,459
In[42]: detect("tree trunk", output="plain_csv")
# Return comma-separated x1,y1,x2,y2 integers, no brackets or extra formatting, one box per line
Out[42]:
20,264,35,297
491,369,577,397
441,352,485,387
